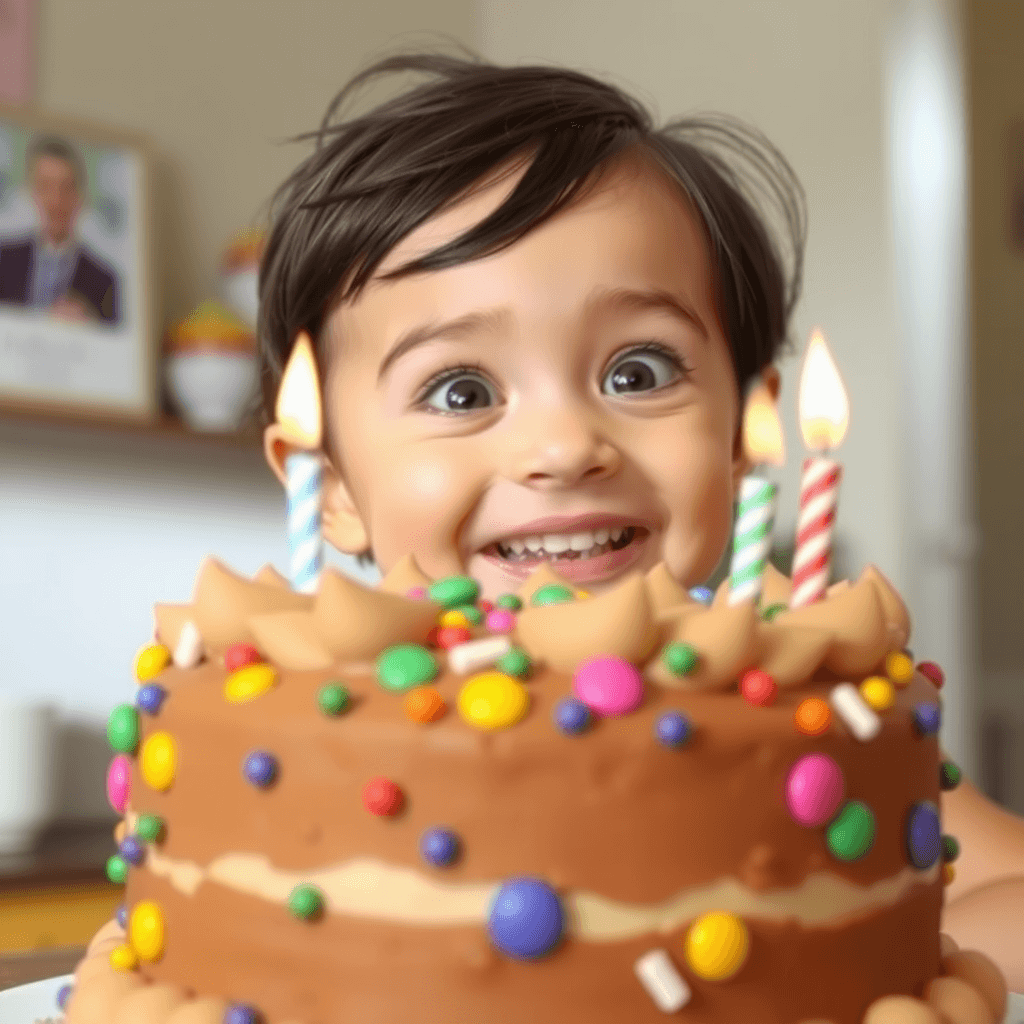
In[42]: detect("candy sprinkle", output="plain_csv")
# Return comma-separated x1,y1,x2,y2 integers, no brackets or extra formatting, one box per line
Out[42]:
119,836,145,865
106,754,131,813
634,949,692,1013
794,697,831,736
458,672,530,731
448,636,511,675
940,760,962,790
495,647,532,678
243,751,278,789
885,651,914,685
438,609,471,629
905,801,941,869
109,943,138,972
495,593,522,611
662,642,698,677
129,900,166,962
456,604,484,626
403,686,447,723
287,884,324,921
943,863,956,885
942,834,960,862
553,697,591,735
428,575,480,608
655,712,692,748
135,684,167,716
485,608,516,634
826,800,876,861
140,732,177,791
134,644,170,683
376,644,438,691
317,682,350,716
436,626,472,649
829,683,881,742
224,1006,260,1024
106,855,129,885
420,827,461,867
574,656,644,717
859,676,895,712
135,814,164,843
913,702,941,737
531,584,575,607
688,586,714,606
56,984,73,1011
106,704,140,754
917,661,944,688
740,669,776,707
224,663,278,704
684,911,749,981
362,776,404,816
760,602,787,622
224,642,261,673
785,753,844,828
488,878,564,960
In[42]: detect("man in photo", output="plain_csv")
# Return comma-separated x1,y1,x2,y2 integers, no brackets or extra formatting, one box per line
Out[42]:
0,135,120,324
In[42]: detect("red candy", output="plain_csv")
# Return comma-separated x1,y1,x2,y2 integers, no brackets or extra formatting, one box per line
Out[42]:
426,626,441,648
224,643,261,672
479,600,494,614
917,661,944,689
436,626,472,650
362,776,404,816
741,669,777,707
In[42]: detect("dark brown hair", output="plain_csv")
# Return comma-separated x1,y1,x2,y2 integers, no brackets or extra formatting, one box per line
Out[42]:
258,51,806,412
27,134,86,191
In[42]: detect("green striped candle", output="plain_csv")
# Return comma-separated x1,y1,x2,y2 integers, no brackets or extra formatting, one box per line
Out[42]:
728,475,778,606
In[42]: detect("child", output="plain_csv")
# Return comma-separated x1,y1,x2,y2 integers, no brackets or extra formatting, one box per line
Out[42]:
259,52,1024,989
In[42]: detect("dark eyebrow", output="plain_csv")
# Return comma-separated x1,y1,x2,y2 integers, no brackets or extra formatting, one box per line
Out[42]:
591,287,709,339
377,309,510,383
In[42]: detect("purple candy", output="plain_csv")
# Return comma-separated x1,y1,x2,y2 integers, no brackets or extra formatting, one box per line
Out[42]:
224,1006,260,1024
119,835,145,865
56,984,73,1010
116,903,127,928
136,683,167,715
906,801,941,869
243,751,278,788
553,697,590,735
572,656,643,717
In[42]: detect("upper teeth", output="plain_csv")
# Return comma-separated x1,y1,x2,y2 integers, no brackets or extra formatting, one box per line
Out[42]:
499,527,631,554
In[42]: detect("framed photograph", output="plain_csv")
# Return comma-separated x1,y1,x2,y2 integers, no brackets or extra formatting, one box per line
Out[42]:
0,105,156,419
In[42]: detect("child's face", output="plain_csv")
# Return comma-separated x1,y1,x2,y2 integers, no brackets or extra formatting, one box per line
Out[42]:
316,153,745,599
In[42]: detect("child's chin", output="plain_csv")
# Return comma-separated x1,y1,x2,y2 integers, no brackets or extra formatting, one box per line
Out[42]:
468,532,653,599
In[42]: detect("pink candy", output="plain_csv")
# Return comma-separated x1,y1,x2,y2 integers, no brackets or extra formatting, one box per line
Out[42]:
573,656,644,717
485,609,516,634
107,754,131,813
406,587,427,600
785,753,844,827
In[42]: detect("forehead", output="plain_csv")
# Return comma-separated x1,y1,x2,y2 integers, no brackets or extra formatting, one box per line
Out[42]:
32,154,78,182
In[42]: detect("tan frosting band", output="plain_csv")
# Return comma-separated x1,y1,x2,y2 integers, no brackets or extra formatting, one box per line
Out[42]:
142,842,938,942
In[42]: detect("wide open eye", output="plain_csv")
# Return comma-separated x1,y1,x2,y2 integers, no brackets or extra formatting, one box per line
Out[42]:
601,345,688,396
420,370,498,414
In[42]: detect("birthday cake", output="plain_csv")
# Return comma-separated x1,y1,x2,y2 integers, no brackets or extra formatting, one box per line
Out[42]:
63,557,1008,1024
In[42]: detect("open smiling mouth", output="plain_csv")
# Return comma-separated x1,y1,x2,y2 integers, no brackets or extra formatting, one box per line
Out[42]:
482,526,649,564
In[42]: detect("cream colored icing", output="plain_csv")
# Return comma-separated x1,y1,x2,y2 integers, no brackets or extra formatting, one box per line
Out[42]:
142,841,938,942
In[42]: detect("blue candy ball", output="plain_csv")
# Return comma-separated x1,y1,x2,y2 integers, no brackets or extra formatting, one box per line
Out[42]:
553,696,590,735
488,877,564,960
119,835,145,865
135,684,167,715
56,984,73,1011
116,903,127,928
420,827,461,867
223,1005,260,1024
906,801,941,869
655,711,692,748
688,585,714,606
243,751,278,788
914,702,941,736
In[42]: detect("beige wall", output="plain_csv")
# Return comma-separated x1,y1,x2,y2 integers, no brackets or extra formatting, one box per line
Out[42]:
34,0,476,327
968,3,1024,675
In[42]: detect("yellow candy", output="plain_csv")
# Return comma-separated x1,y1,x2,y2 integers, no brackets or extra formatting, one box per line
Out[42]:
439,610,471,629
224,663,278,703
135,644,171,683
685,911,749,980
110,942,139,972
943,863,956,885
130,900,166,962
576,591,590,599
457,672,530,731
859,676,896,711
141,732,177,791
886,651,914,686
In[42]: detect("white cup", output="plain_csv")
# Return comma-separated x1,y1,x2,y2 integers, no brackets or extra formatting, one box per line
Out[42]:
0,695,57,855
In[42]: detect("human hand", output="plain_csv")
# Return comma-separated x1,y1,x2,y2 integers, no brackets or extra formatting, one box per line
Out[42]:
48,294,92,322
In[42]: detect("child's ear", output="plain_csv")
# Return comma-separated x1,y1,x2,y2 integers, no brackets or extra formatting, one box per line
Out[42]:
263,424,370,555
731,366,782,488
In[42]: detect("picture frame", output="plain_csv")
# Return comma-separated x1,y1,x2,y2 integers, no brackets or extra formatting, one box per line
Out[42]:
0,104,156,420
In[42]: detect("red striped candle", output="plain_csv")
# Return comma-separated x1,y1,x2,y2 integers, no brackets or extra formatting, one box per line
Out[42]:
790,456,842,608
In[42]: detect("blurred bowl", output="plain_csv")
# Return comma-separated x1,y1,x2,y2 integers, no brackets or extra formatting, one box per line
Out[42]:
0,695,57,856
166,350,258,432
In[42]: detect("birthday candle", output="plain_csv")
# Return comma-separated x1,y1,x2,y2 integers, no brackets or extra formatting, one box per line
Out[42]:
274,332,324,594
728,381,784,606
789,330,850,609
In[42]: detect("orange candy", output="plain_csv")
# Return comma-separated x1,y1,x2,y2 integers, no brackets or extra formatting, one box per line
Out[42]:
794,697,832,736
404,686,447,723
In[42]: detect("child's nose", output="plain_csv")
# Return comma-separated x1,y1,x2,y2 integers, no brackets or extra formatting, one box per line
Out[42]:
505,404,622,489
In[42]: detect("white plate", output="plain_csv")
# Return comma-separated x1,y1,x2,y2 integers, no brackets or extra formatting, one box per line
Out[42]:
2,974,1023,1023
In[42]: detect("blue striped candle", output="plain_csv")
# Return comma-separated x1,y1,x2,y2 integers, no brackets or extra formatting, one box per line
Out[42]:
286,451,323,594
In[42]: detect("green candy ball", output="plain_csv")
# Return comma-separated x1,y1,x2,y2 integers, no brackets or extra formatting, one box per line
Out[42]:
106,854,129,885
942,834,960,862
760,602,787,622
531,584,575,607
288,884,324,920
495,593,522,611
826,801,876,861
662,642,699,676
135,814,164,843
428,576,480,608
455,604,484,626
318,682,350,716
496,647,532,679
106,704,140,754
939,761,962,790
376,644,438,692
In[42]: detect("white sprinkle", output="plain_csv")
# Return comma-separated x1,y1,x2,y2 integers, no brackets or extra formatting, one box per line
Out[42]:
634,948,691,1013
172,620,204,669
829,683,881,742
447,636,512,675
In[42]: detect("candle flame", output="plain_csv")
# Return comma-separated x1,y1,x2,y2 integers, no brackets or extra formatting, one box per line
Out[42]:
798,329,849,450
742,381,785,466
275,332,323,448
